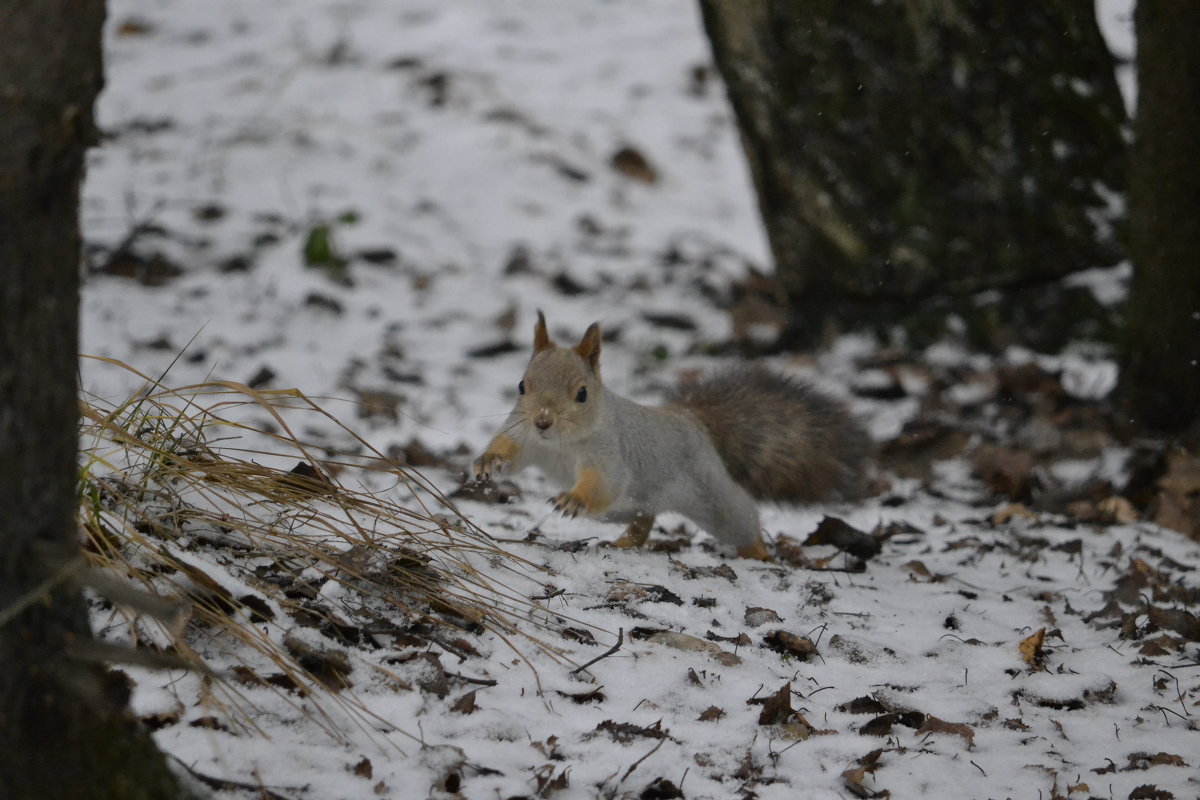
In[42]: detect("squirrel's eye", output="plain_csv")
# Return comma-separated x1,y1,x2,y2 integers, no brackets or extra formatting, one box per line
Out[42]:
575,386,587,403
518,379,526,395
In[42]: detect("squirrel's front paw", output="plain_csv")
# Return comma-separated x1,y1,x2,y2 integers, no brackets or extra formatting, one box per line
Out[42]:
473,452,511,482
550,491,587,519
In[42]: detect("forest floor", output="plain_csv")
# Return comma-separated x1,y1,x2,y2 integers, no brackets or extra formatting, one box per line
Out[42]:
78,1,1199,798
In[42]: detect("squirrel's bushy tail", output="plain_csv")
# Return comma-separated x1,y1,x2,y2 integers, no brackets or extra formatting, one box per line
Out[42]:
668,365,871,504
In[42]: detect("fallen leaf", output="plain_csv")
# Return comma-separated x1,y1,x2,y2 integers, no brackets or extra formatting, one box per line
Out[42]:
992,502,1037,525
756,682,794,726
1098,496,1139,523
555,686,605,705
638,777,683,799
917,715,975,748
646,631,740,665
1146,606,1200,641
860,711,924,737
841,749,886,799
1019,628,1046,670
283,634,353,689
744,606,782,627
610,145,658,184
836,696,889,715
973,444,1037,501
762,630,818,661
804,516,881,560
450,690,478,714
590,719,666,743
1125,752,1189,770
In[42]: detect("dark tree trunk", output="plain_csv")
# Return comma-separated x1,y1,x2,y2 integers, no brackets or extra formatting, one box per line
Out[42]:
699,0,1128,351
0,2,186,797
1120,2,1200,435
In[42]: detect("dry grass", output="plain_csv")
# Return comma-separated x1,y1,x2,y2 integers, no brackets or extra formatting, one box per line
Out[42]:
77,356,578,746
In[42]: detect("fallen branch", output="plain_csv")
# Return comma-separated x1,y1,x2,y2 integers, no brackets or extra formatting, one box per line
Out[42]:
570,627,623,676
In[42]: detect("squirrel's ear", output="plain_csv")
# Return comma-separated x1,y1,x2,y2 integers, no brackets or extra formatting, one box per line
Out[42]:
574,322,602,373
533,310,554,352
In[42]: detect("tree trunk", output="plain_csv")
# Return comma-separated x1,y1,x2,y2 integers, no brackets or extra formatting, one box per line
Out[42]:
1120,2,1200,435
699,0,1128,350
0,2,187,797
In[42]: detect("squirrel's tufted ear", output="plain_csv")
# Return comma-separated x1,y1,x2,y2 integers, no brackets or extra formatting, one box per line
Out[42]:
533,310,555,352
574,322,602,373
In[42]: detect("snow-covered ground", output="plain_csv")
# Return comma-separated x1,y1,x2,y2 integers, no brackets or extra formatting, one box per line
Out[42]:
81,1,1198,798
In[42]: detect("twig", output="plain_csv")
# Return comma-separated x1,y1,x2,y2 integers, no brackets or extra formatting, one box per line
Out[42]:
1155,669,1191,717
621,736,666,782
570,627,623,676
169,754,296,800
445,671,498,687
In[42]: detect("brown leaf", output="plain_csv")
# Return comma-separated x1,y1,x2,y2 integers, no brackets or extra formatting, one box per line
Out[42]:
353,389,404,423
762,630,818,661
1098,496,1139,523
450,477,522,505
533,764,570,797
283,634,353,689
842,749,886,798
917,715,975,749
904,560,933,581
1126,752,1190,770
639,777,683,799
610,145,658,184
772,534,811,567
972,444,1037,501
804,516,881,560
268,461,338,498
1152,488,1198,538
1147,606,1200,641
882,421,970,480
351,757,373,779
189,715,231,732
836,696,889,715
230,665,265,686
860,711,925,737
757,682,794,725
450,690,478,715
1138,635,1181,656
1019,628,1046,669
139,709,182,731
744,606,782,627
697,706,724,722
1160,449,1200,495
591,719,666,743
555,686,605,705
991,502,1038,525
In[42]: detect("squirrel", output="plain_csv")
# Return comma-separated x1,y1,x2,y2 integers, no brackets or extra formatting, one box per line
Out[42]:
472,312,872,559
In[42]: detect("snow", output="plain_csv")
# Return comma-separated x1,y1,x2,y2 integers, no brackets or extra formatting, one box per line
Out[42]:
1095,0,1137,113
80,1,1198,799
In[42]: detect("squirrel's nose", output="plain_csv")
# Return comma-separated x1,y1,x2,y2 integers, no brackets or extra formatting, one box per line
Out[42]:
534,411,553,430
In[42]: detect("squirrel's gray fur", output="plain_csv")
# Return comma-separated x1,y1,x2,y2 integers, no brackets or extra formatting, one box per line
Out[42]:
667,365,870,504
473,314,871,557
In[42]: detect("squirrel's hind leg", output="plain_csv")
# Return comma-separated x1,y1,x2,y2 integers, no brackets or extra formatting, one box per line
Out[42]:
608,513,655,549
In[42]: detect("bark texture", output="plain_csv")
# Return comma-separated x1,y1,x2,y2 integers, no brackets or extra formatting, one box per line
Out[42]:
1121,1,1200,434
700,0,1128,349
0,2,186,796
